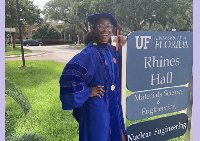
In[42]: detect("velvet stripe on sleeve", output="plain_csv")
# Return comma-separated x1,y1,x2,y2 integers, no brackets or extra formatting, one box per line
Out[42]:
59,46,97,110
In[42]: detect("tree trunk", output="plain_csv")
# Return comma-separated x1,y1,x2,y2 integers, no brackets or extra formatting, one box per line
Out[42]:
12,32,16,48
16,0,25,67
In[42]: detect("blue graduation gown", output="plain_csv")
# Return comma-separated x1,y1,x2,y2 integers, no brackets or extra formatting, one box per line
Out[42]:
60,42,127,141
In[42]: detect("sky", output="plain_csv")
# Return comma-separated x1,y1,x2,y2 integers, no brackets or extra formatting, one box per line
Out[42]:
33,0,49,10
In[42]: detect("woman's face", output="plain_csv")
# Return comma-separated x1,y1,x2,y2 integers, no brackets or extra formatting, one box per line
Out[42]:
94,18,113,43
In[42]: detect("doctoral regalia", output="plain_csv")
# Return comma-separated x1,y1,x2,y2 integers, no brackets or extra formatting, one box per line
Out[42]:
60,42,127,141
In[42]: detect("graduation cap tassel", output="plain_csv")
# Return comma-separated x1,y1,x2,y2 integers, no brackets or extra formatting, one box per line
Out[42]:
116,28,119,51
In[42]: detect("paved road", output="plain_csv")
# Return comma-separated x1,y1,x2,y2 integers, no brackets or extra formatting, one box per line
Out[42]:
5,45,85,63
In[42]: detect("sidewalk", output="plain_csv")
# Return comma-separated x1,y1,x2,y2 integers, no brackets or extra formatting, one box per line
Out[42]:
5,45,84,63
5,50,46,59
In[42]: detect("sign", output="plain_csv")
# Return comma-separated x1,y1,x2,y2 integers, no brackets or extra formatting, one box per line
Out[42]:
126,31,193,92
126,86,190,120
126,113,188,141
5,28,16,32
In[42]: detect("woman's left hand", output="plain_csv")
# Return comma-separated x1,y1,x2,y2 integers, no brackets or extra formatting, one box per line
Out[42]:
119,35,127,46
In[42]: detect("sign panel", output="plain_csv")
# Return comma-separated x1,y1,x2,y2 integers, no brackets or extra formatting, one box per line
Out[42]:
126,31,193,92
126,113,188,141
126,86,190,120
5,28,16,32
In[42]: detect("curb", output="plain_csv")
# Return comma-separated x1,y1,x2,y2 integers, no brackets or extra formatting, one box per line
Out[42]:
5,51,46,59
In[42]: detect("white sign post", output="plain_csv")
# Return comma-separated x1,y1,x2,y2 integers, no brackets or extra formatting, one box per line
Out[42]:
119,43,127,120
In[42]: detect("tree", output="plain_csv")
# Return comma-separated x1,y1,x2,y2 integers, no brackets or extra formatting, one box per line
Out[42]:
43,0,101,33
5,0,42,27
42,0,73,22
42,0,192,35
32,23,62,44
42,0,89,42
146,0,193,31
117,0,193,32
5,0,42,48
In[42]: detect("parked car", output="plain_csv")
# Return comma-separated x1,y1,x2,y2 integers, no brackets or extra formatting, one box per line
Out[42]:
23,39,43,46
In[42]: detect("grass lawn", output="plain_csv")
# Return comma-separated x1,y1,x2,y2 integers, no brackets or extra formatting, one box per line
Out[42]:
5,45,32,56
6,60,79,141
5,60,185,141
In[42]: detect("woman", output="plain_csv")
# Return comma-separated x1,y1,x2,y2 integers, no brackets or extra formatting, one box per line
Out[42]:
60,12,127,141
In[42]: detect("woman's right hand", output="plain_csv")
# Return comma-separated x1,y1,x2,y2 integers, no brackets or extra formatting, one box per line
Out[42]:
89,85,105,98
